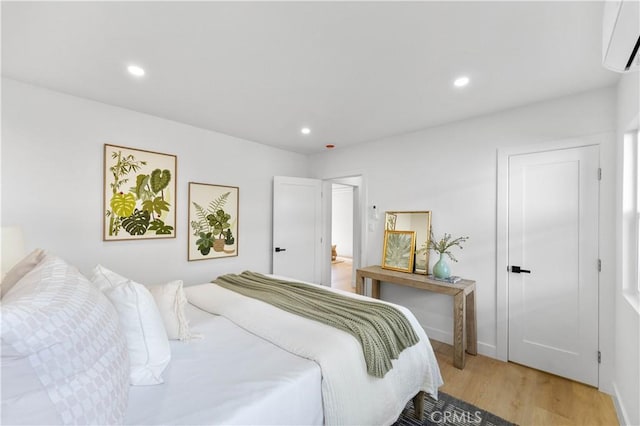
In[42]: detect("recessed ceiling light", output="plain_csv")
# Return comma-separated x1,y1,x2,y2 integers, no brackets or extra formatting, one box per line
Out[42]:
301,127,311,135
127,65,145,77
453,76,469,87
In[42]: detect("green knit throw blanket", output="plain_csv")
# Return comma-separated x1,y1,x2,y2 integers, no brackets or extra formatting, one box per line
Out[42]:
213,271,419,378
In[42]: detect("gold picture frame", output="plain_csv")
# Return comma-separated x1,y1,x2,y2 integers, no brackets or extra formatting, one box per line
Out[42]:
381,230,416,273
103,144,177,241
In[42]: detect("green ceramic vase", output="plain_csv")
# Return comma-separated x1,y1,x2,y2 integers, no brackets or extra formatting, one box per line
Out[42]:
433,252,451,279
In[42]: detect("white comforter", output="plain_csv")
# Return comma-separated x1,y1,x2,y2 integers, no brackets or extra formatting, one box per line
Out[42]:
125,305,322,425
185,280,443,426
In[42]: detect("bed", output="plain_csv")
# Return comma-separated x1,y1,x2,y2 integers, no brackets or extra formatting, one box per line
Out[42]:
1,252,442,426
127,277,442,424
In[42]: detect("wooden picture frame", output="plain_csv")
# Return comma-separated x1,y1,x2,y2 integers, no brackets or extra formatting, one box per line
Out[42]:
103,144,177,241
188,182,239,261
381,230,416,273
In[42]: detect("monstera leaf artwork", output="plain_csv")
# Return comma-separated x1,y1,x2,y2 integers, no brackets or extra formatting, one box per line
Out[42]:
110,193,136,217
382,230,416,273
188,182,239,261
104,144,176,241
121,209,151,235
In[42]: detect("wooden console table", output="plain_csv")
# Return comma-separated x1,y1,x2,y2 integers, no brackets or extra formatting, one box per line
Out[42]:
355,265,477,369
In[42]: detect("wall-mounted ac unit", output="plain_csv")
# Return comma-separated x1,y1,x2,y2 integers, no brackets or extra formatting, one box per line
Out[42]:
602,0,640,73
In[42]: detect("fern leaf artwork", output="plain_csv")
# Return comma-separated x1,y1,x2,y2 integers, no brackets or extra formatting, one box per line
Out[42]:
188,183,238,261
103,144,176,241
190,203,207,236
207,192,230,215
382,230,416,273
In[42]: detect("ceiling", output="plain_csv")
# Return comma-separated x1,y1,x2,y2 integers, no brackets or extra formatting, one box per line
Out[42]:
1,1,620,154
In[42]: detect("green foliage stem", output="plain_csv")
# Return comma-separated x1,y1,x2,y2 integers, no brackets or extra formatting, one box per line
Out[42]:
427,231,469,262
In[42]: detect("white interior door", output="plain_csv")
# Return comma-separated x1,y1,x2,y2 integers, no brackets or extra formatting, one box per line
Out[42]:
508,145,599,386
273,176,322,284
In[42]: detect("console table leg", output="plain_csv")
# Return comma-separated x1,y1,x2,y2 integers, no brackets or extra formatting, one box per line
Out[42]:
453,291,466,369
356,273,365,295
466,289,477,356
371,279,381,299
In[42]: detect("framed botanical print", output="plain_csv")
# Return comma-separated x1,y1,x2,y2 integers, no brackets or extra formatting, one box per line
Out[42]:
381,230,416,273
103,144,177,241
188,182,239,261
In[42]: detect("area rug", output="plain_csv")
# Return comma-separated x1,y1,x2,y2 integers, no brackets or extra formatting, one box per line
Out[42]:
393,391,517,426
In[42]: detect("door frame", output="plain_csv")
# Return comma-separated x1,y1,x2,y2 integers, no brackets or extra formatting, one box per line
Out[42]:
319,172,367,288
496,136,602,363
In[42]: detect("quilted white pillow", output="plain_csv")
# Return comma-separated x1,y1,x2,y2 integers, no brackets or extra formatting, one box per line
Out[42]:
90,265,171,385
146,280,195,341
1,254,129,425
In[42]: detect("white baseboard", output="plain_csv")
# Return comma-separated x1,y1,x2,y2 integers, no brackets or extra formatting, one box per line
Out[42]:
423,326,451,346
423,326,498,359
477,342,497,358
612,383,629,426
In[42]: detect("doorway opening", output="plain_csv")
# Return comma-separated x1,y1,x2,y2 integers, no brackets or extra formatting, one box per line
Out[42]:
330,183,354,292
322,175,364,291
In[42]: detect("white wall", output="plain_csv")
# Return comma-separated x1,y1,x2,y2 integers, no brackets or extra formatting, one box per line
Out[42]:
1,78,309,286
310,87,618,388
331,184,353,257
614,71,640,426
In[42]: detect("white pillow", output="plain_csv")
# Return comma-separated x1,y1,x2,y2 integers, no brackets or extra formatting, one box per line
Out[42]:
90,265,171,386
104,280,171,386
2,254,130,425
146,280,195,341
90,264,129,292
92,265,193,341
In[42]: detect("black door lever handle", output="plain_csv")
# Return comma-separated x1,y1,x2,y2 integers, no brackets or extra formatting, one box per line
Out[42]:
275,247,286,253
511,265,531,274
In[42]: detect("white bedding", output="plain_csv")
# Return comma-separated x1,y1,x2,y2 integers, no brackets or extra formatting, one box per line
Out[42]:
125,304,323,425
186,278,443,426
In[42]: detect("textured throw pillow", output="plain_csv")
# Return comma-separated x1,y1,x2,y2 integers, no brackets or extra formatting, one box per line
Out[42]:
146,280,195,341
0,248,45,298
90,265,171,385
1,254,130,425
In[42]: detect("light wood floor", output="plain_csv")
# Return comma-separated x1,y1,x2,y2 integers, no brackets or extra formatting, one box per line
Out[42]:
331,257,354,293
430,340,619,426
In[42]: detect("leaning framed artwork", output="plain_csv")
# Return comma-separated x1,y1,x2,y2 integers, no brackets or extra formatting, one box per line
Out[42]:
188,182,239,261
381,230,416,273
103,144,177,241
